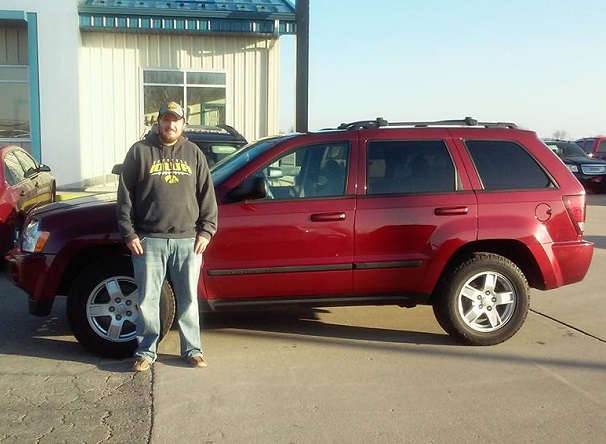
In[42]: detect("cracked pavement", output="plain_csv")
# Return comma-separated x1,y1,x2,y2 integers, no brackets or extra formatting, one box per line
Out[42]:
0,275,152,444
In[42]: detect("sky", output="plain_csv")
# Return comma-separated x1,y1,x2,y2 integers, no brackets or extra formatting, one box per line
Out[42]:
279,0,606,139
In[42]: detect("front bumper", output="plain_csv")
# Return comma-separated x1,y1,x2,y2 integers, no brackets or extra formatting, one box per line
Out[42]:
576,175,606,192
5,249,57,316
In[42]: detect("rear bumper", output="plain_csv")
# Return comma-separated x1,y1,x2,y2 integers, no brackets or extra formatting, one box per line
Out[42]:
5,249,57,316
539,240,594,289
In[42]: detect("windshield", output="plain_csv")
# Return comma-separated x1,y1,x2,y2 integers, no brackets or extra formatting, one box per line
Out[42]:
210,134,298,185
544,141,589,158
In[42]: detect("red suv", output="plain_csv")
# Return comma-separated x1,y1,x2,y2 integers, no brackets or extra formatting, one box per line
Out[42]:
576,137,606,160
6,118,594,357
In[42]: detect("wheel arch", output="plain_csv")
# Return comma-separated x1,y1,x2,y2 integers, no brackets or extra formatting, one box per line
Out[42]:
56,244,131,296
428,239,544,305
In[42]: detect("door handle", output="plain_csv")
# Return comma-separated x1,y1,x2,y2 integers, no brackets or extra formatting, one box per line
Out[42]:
434,206,469,216
310,212,346,222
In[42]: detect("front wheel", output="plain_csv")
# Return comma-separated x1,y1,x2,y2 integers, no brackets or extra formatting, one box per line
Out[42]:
67,256,176,358
432,253,529,346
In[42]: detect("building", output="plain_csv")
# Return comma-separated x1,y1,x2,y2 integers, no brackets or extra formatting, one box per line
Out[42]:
0,0,296,188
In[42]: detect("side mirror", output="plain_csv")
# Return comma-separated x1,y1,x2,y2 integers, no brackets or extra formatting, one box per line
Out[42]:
112,164,123,175
38,164,51,172
223,176,267,204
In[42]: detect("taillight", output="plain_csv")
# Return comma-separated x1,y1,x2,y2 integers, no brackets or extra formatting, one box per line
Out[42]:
562,194,586,236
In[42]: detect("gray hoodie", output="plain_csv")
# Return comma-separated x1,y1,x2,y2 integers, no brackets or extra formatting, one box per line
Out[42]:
116,132,218,243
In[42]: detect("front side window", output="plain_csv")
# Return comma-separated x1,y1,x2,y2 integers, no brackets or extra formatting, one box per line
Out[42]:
252,143,349,200
366,140,456,195
466,140,553,190
142,69,226,127
13,149,37,176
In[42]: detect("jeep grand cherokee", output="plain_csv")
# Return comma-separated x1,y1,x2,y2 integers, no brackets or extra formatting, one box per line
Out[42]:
6,117,594,357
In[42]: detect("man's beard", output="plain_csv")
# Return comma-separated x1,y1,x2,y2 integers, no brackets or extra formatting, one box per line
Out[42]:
159,130,179,145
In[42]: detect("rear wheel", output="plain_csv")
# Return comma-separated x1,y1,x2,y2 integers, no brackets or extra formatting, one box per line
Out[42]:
67,255,176,358
433,253,529,346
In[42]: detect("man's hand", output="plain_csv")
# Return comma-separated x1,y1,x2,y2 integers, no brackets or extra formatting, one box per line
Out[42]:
194,235,209,255
127,237,144,256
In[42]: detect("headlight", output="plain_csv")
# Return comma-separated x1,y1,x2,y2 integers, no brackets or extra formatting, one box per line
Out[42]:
21,220,50,253
566,165,579,173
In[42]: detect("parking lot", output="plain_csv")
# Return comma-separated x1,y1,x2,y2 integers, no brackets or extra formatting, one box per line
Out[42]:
1,195,606,443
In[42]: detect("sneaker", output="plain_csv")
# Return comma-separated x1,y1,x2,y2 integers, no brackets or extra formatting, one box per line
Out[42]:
187,354,207,368
132,359,151,372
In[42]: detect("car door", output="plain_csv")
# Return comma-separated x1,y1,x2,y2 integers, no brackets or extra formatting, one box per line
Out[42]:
2,151,29,213
203,134,357,303
0,150,29,253
353,128,479,296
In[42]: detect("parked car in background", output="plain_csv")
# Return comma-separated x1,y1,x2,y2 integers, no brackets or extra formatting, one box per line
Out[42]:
575,137,606,160
145,123,247,166
543,139,606,194
6,117,594,357
0,145,55,255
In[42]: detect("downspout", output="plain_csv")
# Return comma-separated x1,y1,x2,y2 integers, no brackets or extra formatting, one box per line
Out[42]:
295,0,309,133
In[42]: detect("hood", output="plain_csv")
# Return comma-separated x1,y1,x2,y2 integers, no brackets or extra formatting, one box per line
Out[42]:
562,156,606,165
30,192,117,217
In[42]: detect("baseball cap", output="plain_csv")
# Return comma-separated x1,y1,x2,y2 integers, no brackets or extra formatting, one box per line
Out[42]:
158,102,185,120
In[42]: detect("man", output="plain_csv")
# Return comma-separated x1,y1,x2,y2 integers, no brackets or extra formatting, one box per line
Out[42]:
117,102,217,372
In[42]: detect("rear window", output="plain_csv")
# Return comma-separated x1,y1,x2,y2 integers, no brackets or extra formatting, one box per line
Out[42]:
465,140,553,190
367,140,456,195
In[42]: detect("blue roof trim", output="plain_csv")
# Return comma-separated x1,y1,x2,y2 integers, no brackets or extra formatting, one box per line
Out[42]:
78,0,296,35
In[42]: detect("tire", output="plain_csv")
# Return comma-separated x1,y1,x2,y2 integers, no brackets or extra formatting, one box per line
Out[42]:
50,181,57,202
12,216,24,250
67,255,176,358
432,253,529,346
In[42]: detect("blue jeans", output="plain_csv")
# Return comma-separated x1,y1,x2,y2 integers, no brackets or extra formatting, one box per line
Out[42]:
132,237,203,363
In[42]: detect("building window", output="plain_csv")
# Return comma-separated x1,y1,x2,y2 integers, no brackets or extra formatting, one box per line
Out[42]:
0,65,29,141
142,69,226,127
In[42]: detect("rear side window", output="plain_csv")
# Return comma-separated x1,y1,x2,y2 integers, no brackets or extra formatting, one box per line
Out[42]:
597,140,606,154
465,140,553,190
367,140,456,195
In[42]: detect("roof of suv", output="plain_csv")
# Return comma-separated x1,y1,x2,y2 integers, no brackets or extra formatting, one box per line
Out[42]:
184,124,247,145
334,116,518,131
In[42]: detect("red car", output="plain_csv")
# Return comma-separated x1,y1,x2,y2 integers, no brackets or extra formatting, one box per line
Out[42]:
0,145,55,255
6,118,594,357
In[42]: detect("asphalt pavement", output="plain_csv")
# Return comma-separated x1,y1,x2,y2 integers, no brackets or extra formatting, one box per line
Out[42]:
1,195,606,443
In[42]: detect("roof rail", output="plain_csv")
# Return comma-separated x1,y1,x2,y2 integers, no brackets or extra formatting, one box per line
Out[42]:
337,117,388,130
217,124,247,141
338,117,518,130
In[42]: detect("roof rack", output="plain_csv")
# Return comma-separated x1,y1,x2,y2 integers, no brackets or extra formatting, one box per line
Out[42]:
338,117,518,130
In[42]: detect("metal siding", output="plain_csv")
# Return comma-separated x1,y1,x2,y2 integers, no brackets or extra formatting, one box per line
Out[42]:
79,32,278,186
